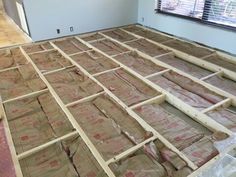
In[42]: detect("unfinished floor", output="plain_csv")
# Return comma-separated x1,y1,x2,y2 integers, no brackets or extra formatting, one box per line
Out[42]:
0,25,236,177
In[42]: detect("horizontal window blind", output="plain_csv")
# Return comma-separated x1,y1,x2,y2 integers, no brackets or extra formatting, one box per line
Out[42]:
158,0,205,19
157,0,236,29
205,0,236,27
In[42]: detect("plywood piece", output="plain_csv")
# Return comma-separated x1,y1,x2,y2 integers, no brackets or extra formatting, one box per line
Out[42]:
71,50,119,75
126,38,170,57
95,68,160,106
114,51,167,77
45,67,103,104
157,54,213,79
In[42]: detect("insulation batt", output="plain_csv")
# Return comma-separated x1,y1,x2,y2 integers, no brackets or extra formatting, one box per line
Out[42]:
134,29,172,43
45,67,103,104
29,50,72,72
96,69,159,106
164,40,213,58
207,107,236,132
91,39,129,56
126,39,170,57
115,52,166,77
149,71,224,110
4,92,74,154
103,29,137,43
0,64,46,101
81,33,104,42
69,95,147,160
23,42,53,54
204,54,236,72
0,48,27,69
134,103,204,150
205,74,236,96
157,54,212,79
54,38,90,55
71,50,119,75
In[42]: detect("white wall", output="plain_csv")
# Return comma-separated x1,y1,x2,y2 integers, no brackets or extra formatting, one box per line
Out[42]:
138,0,236,55
23,0,138,41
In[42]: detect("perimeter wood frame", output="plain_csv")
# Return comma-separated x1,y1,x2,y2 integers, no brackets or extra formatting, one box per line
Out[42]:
0,24,236,177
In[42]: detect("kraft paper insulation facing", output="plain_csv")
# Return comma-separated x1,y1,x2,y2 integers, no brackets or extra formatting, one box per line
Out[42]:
0,121,17,177
156,54,213,79
103,29,137,43
134,102,218,167
95,68,159,106
206,106,236,132
45,67,103,104
0,48,27,69
54,38,91,55
110,140,193,177
0,26,236,177
71,50,119,75
91,39,129,56
123,25,173,43
22,42,53,54
29,50,72,73
149,71,224,111
4,92,74,154
68,94,147,160
126,39,170,57
80,33,105,42
114,51,166,77
162,40,213,58
20,136,108,177
0,64,46,101
205,75,236,96
203,54,236,72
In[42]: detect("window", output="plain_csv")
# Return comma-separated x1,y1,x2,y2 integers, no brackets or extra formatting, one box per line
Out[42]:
157,0,236,29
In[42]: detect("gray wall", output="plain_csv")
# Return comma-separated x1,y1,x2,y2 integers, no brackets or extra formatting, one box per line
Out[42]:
138,0,236,55
23,0,139,41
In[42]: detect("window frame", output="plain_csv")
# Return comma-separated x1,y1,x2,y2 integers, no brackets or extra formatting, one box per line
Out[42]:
156,0,236,31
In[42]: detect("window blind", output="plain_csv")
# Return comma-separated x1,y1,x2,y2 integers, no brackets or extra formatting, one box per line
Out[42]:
157,0,236,29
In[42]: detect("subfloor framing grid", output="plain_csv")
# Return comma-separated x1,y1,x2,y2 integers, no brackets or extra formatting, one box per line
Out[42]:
0,25,236,177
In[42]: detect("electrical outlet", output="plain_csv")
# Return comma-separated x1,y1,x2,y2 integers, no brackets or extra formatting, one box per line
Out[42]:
70,27,74,32
57,29,60,34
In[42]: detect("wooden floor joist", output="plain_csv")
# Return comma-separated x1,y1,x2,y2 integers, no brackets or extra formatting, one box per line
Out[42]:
0,25,236,177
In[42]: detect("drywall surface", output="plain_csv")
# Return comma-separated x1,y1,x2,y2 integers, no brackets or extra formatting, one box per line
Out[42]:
2,0,21,26
138,0,236,55
23,0,138,41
